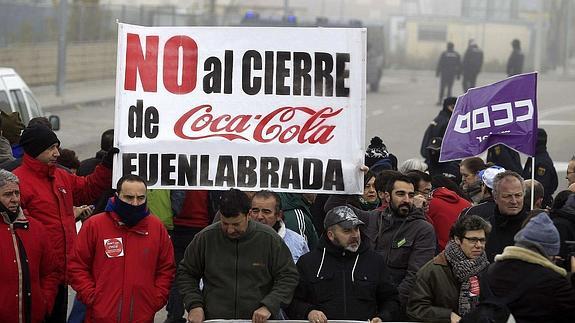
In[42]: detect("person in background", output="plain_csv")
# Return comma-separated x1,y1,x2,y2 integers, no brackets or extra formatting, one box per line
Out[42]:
550,192,575,271
365,136,398,173
399,158,428,174
420,97,456,161
506,39,524,76
566,155,575,187
436,42,461,105
280,192,319,250
459,157,487,205
347,170,380,211
425,137,461,184
522,128,558,208
427,175,472,251
523,179,544,210
461,39,483,92
459,166,505,220
57,148,81,174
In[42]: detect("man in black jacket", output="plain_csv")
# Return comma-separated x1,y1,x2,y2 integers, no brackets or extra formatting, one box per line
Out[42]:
484,171,528,262
288,206,400,322
462,39,483,92
420,97,456,161
436,42,461,105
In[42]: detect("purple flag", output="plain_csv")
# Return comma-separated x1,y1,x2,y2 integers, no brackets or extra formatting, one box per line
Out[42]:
439,72,538,162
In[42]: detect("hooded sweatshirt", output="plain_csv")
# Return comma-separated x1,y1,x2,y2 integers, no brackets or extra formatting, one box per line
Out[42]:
288,235,399,321
324,194,436,305
428,187,471,251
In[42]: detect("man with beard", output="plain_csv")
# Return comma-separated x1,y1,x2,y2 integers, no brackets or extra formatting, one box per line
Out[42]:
68,174,175,322
484,171,528,262
407,215,491,323
325,175,436,310
287,206,400,322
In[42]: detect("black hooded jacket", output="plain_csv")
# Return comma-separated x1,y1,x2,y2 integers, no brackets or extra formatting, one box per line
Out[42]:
287,235,400,321
484,206,528,262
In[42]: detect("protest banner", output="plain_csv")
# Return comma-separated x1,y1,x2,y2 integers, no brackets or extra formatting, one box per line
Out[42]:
113,23,366,193
439,72,538,162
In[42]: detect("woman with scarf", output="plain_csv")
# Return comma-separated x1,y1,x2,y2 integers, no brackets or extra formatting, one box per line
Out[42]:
407,215,491,323
460,157,487,205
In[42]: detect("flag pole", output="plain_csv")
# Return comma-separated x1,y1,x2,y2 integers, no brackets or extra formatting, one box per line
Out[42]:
531,157,535,210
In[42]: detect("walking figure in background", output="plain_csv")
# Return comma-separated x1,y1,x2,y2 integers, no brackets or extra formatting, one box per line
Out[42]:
507,39,524,76
462,39,483,92
436,42,461,105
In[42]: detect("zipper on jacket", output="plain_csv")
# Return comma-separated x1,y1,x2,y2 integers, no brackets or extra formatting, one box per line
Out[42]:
234,240,239,318
9,224,24,323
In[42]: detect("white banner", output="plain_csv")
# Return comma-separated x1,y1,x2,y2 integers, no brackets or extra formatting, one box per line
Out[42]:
113,23,366,193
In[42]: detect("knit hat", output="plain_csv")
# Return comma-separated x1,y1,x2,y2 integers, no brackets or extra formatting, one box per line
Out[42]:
365,136,389,168
479,165,506,189
514,212,560,256
19,125,60,158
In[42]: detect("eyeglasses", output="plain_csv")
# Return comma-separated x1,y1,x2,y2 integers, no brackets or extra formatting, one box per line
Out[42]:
463,237,486,245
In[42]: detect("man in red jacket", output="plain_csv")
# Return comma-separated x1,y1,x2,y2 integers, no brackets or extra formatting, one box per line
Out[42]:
0,169,60,323
13,125,115,322
69,174,175,323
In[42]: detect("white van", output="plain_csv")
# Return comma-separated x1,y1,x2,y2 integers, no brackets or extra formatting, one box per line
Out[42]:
0,67,59,130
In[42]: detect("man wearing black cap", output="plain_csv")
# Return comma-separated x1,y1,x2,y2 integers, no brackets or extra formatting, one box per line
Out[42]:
13,125,116,322
420,97,456,161
425,137,461,183
288,206,400,322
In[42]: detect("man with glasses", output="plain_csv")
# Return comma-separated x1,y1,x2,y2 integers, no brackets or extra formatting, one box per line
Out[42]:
407,215,491,323
484,171,528,262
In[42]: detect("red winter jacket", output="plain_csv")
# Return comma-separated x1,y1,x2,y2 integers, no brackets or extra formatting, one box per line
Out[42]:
0,210,60,323
68,210,175,323
13,153,112,283
427,187,471,251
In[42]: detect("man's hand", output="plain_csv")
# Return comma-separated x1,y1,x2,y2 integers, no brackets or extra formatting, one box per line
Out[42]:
360,165,369,173
307,309,327,323
370,317,382,323
413,194,427,209
187,307,204,323
252,306,271,323
571,255,575,273
450,312,461,323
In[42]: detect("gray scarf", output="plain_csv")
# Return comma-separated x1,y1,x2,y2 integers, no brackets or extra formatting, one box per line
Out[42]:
444,241,490,316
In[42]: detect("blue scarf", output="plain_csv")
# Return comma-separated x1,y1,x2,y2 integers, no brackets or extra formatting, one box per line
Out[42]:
105,196,150,227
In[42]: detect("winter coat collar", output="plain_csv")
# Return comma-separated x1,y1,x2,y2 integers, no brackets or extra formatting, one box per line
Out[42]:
106,210,150,235
22,153,55,178
277,220,287,239
495,246,567,277
433,251,449,266
1,207,28,227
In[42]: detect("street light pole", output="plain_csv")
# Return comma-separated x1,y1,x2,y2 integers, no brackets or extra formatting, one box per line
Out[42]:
56,0,68,97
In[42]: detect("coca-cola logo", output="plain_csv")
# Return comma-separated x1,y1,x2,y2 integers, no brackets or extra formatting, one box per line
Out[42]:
173,105,343,144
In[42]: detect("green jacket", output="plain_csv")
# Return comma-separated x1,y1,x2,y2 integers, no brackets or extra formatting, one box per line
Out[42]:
279,193,319,250
147,189,173,230
406,252,459,323
177,220,299,319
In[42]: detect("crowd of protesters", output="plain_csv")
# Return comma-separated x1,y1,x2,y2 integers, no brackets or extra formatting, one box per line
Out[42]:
1,99,575,323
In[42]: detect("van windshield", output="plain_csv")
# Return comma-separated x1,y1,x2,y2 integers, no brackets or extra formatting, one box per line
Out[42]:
25,91,42,118
0,91,10,114
10,89,29,124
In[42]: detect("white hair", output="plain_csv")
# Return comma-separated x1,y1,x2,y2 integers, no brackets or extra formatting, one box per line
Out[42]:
399,158,428,174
